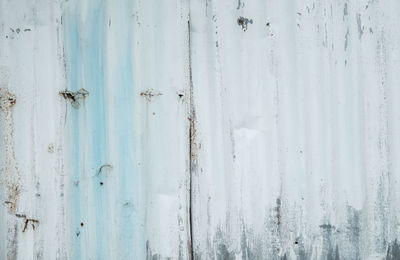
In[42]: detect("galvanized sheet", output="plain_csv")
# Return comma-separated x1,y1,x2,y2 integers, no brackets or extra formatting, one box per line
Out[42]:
1,0,400,259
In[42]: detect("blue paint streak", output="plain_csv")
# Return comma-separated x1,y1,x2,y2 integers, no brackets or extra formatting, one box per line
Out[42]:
62,3,83,259
111,1,145,258
63,0,108,259
83,3,108,260
63,0,147,258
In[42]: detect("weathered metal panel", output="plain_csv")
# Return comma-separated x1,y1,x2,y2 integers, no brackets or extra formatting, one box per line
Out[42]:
1,0,400,259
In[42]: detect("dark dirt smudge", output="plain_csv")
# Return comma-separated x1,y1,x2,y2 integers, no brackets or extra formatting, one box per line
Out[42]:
386,240,400,260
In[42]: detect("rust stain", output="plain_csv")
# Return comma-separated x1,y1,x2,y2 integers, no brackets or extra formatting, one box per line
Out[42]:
15,214,39,232
140,89,162,102
0,85,21,259
237,16,253,31
0,88,16,110
186,19,201,260
0,88,21,215
6,184,20,213
59,88,89,109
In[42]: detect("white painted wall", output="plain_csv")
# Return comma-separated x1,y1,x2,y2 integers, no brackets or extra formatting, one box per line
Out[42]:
1,0,400,259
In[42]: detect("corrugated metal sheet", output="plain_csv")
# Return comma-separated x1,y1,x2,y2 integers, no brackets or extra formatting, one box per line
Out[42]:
1,0,400,259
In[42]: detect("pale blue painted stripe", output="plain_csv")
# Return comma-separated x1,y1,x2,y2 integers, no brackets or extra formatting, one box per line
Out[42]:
81,1,108,260
109,0,145,258
63,0,109,259
62,2,83,259
63,0,146,258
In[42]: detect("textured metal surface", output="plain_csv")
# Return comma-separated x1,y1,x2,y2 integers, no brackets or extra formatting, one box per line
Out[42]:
1,0,400,259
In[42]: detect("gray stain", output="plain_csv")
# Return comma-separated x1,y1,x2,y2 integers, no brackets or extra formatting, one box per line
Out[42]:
356,13,364,39
346,206,361,258
217,243,235,260
386,240,400,260
320,222,339,260
215,228,235,260
344,28,350,51
326,245,340,260
294,237,311,260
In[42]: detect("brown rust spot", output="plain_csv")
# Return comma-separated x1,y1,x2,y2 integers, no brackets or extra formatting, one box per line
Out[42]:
188,117,198,161
0,88,21,215
0,88,16,111
59,88,89,109
237,16,253,31
48,143,55,153
140,89,162,102
6,184,20,214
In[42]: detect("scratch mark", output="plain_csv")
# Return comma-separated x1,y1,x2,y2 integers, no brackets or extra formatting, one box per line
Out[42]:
97,164,113,176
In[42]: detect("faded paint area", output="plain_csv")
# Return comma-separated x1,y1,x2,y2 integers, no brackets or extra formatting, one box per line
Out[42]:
1,0,400,259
